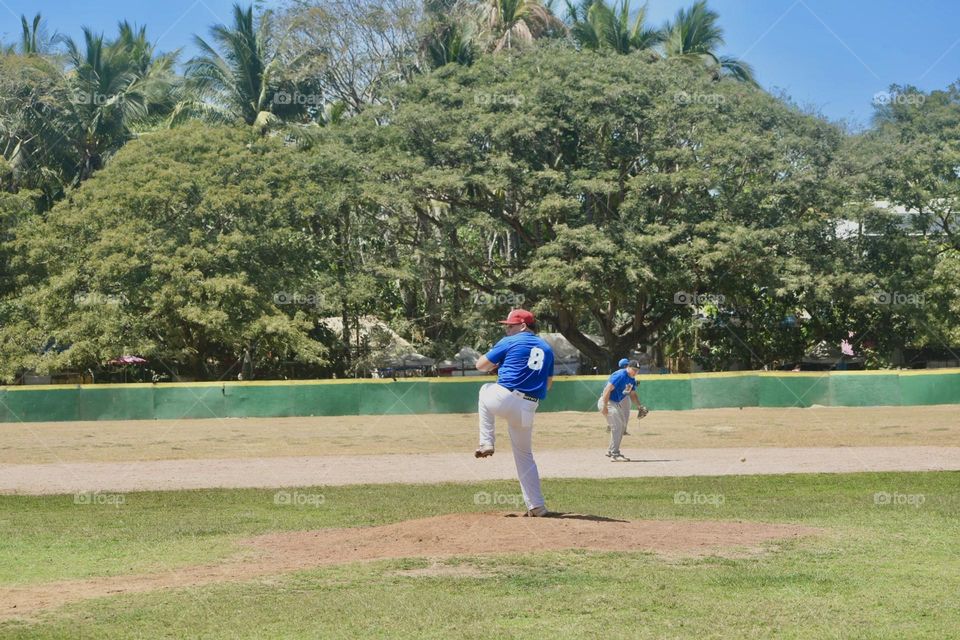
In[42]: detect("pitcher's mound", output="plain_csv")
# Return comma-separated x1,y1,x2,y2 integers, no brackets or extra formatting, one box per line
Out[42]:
248,512,820,562
1,512,819,621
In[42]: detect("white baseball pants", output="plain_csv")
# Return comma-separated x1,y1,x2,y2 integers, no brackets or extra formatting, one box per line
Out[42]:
599,396,631,454
478,383,545,510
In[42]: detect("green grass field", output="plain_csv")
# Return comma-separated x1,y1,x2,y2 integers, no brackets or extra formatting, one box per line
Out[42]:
1,472,958,639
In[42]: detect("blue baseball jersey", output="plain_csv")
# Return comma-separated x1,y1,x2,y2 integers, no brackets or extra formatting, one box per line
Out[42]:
484,332,555,399
606,368,636,403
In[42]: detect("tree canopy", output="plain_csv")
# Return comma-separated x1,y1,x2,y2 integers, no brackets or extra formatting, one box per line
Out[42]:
2,125,331,379
0,2,957,381
333,46,844,368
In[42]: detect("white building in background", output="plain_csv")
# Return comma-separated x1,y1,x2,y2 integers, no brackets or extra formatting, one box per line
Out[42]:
836,200,955,239
437,347,484,377
319,316,434,376
440,334,656,376
538,332,605,375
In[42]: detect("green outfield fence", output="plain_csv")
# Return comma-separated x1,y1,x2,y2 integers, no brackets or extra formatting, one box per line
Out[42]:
1,369,958,423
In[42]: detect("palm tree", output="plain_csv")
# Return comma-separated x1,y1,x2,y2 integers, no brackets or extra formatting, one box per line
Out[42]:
420,0,478,69
0,51,73,207
420,0,479,69
424,21,478,68
480,0,566,53
58,25,179,180
185,3,287,128
565,0,662,55
18,13,55,55
115,22,172,76
662,0,755,83
114,22,181,125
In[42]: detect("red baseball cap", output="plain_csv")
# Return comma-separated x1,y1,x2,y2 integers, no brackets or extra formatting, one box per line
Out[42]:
499,309,535,325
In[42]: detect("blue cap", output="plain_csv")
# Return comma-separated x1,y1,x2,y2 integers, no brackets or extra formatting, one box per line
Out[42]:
618,358,630,368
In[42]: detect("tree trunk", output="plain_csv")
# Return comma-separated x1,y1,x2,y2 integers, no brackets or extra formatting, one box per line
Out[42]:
336,205,352,371
550,307,668,373
552,307,615,369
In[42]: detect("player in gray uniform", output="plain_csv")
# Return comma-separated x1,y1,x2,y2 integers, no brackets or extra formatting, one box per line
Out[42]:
598,359,646,460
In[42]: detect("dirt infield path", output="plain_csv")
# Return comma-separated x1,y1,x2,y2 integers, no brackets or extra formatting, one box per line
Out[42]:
4,406,958,464
0,512,820,620
2,446,958,495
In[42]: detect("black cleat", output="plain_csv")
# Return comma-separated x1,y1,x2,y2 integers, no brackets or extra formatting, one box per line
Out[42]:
474,445,494,458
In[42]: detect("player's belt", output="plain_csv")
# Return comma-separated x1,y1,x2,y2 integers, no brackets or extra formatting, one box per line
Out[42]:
508,389,539,403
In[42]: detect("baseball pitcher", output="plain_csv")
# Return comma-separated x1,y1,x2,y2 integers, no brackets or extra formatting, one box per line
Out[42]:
474,309,555,517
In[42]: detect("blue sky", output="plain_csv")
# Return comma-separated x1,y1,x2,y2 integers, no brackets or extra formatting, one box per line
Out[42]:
1,0,958,126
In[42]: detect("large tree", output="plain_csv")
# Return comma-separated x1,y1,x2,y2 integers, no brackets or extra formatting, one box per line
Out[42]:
867,84,960,251
836,85,960,358
339,46,842,368
0,125,332,381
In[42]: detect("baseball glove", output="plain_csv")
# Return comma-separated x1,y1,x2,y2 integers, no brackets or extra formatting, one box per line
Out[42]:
636,404,649,419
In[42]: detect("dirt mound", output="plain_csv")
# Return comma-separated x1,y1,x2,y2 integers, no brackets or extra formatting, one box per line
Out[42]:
246,511,817,560
0,513,820,621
